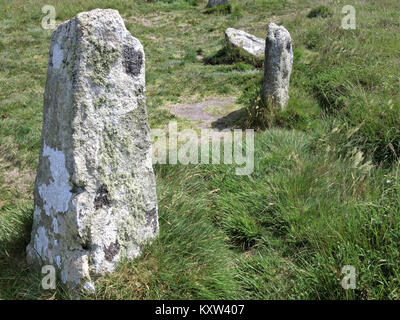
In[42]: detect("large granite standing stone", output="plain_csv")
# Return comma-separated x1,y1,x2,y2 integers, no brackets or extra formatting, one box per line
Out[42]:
206,0,230,8
262,23,293,109
225,28,265,67
26,9,158,291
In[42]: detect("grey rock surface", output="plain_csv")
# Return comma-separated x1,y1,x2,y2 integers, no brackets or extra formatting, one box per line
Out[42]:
262,23,293,109
206,0,230,8
26,9,158,290
225,28,265,65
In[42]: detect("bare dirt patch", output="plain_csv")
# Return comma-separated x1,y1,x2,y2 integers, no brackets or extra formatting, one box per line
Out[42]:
168,98,241,129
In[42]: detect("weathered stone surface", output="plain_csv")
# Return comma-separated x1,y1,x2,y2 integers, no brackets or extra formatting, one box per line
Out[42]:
225,28,265,66
262,23,293,109
206,0,230,8
26,9,158,291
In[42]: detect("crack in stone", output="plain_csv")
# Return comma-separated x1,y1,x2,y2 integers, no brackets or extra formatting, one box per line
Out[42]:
94,184,110,209
104,240,120,261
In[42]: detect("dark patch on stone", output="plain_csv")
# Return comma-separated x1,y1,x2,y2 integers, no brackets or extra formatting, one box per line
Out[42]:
71,67,79,90
122,45,143,77
104,240,120,261
70,182,85,195
81,239,90,250
146,207,158,232
286,41,292,52
94,184,110,209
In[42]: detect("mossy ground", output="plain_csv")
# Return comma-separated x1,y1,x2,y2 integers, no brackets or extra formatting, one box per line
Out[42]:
1,0,400,299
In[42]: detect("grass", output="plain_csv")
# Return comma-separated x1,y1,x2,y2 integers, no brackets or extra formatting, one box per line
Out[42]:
307,5,333,18
1,0,400,300
204,3,232,15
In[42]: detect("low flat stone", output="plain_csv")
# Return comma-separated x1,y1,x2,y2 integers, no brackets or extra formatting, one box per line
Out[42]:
225,28,265,66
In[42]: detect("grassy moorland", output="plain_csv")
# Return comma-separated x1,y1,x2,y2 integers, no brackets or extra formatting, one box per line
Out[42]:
0,0,400,299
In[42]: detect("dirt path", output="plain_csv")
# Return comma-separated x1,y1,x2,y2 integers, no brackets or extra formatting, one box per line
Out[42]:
168,98,243,130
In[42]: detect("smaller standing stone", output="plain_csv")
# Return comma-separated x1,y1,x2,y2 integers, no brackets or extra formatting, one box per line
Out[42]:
262,23,293,109
206,0,230,8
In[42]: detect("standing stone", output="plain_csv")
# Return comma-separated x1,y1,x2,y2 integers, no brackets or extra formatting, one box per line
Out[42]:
206,0,230,8
262,23,293,109
26,9,158,291
225,28,265,67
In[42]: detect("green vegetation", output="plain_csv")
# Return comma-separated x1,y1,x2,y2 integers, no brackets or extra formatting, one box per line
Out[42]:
307,5,333,18
204,3,232,15
1,0,400,300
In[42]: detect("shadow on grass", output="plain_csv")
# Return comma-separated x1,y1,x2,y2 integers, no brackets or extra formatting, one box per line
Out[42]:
204,44,264,68
211,108,248,130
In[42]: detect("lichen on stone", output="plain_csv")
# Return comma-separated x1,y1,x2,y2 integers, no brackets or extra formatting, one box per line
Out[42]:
87,38,120,86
